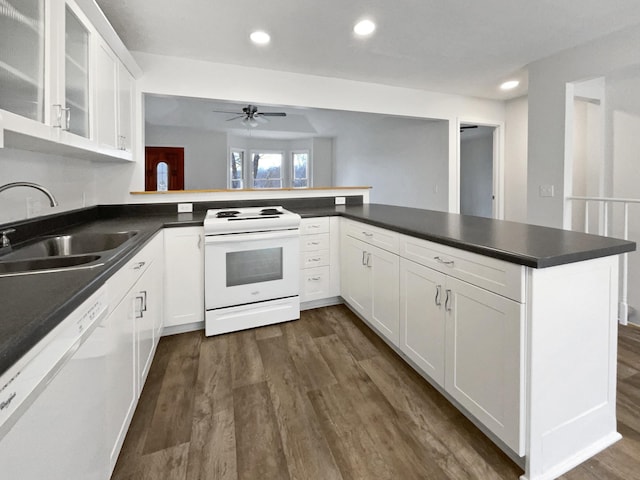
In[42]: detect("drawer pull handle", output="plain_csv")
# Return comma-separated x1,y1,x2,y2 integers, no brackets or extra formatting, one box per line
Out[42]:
310,225,321,228
309,241,320,245
362,231,374,237
445,289,452,312
309,257,321,262
435,285,442,306
434,256,454,266
308,277,321,281
133,261,146,270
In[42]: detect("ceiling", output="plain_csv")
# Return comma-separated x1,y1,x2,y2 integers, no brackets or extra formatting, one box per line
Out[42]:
145,95,440,139
96,0,640,100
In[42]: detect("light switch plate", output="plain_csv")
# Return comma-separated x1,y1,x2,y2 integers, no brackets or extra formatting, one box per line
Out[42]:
335,196,346,205
539,185,555,197
177,203,193,213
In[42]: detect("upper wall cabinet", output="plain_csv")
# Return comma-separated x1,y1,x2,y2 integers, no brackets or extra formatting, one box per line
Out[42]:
0,0,140,161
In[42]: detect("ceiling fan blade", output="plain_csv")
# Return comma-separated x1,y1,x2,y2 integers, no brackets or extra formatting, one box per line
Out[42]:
460,125,478,130
226,115,244,121
260,112,287,117
212,109,242,114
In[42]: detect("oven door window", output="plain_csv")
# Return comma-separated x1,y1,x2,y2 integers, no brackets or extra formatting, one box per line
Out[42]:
226,247,283,287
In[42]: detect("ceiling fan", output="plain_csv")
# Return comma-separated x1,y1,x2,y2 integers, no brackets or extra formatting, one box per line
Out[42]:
212,104,287,127
460,125,478,133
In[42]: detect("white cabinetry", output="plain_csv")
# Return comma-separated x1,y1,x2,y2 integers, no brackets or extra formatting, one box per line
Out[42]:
343,218,524,455
399,258,446,386
95,38,118,150
0,0,138,161
341,220,400,345
299,217,340,306
163,226,204,334
105,232,163,473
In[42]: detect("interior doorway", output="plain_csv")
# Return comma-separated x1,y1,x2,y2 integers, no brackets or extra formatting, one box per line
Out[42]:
145,147,185,191
459,124,497,218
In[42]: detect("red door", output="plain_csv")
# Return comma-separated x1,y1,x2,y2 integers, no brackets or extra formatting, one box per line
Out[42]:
145,147,185,191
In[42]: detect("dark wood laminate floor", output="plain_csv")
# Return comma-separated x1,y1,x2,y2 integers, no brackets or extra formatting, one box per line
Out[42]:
112,305,640,480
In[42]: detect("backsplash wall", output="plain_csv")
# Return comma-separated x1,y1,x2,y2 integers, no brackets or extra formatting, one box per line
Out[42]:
0,148,98,224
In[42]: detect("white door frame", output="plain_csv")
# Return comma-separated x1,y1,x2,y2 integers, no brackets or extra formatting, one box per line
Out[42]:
453,117,505,219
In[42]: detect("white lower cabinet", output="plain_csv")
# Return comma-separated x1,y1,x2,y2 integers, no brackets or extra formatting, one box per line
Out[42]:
299,217,341,305
399,256,524,453
342,234,399,345
163,227,204,331
443,275,524,454
344,218,525,456
399,258,446,387
106,232,163,473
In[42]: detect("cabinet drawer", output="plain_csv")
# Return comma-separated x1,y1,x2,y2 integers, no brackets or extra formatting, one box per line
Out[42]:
400,234,524,302
300,266,331,302
300,233,330,252
301,249,330,268
344,219,399,254
300,217,330,235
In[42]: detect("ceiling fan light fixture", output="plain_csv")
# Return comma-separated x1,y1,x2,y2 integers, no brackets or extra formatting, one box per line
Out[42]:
250,30,270,45
242,117,259,128
354,19,376,36
500,80,520,90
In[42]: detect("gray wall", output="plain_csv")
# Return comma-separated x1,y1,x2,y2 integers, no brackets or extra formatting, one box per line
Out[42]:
460,130,493,218
334,117,449,210
145,125,228,189
504,96,528,223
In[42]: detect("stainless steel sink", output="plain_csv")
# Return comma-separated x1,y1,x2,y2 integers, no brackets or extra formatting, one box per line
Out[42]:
0,255,102,276
4,231,138,260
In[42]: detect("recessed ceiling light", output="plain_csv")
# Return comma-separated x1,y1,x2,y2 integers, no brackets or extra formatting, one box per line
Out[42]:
500,80,520,90
354,19,376,36
250,31,270,45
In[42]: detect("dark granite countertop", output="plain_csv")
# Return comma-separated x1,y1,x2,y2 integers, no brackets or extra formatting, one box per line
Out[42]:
0,201,635,378
333,204,636,268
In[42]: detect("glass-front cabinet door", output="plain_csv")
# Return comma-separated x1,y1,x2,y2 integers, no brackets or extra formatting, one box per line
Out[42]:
0,0,46,122
64,6,90,138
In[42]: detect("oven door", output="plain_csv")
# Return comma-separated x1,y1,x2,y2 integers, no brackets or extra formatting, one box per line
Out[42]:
204,229,300,310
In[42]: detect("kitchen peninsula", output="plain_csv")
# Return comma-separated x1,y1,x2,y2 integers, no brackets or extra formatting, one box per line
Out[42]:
0,199,635,480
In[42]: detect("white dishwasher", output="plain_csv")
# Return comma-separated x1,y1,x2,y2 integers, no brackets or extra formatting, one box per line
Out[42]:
0,287,109,480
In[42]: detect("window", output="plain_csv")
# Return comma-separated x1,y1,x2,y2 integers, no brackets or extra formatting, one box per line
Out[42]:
229,148,244,189
251,151,283,188
157,162,168,191
292,150,310,188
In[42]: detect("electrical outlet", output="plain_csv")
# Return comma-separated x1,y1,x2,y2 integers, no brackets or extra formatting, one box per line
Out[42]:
539,184,555,197
335,196,346,205
178,203,193,213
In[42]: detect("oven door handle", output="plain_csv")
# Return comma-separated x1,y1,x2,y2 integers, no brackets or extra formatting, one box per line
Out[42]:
204,229,299,244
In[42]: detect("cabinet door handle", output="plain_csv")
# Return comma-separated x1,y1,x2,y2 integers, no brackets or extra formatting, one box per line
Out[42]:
140,290,148,312
53,104,63,128
435,285,442,306
197,235,202,250
362,250,367,266
445,289,452,312
366,252,372,267
434,256,455,267
63,107,71,131
362,231,373,237
135,295,144,318
133,261,146,270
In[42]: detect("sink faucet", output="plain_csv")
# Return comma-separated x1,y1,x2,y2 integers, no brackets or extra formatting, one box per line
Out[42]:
0,182,59,207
